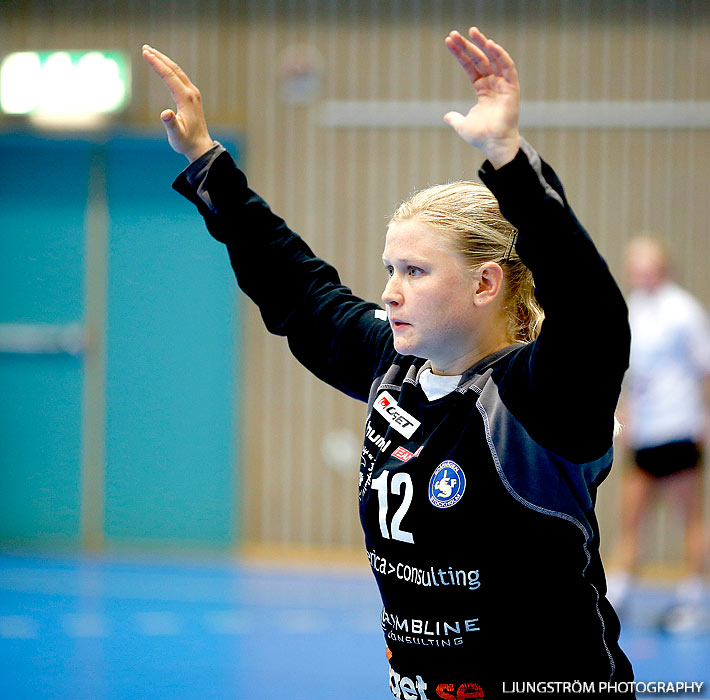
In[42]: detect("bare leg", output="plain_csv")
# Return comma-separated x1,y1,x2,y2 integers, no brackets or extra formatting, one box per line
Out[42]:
612,466,656,572
664,467,706,586
656,467,707,632
606,465,656,610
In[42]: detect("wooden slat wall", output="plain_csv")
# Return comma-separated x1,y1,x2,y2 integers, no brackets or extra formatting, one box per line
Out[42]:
3,1,709,567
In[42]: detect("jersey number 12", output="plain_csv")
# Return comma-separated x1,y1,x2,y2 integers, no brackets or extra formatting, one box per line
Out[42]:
371,471,414,544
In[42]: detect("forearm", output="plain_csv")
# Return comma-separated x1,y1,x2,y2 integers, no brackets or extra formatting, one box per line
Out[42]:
483,143,630,458
174,149,348,332
479,142,627,335
172,149,395,399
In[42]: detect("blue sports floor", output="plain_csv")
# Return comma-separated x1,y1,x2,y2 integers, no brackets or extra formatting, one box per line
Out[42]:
0,551,707,700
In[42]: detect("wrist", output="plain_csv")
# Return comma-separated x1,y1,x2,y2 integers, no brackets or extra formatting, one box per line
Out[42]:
186,138,215,164
483,133,521,170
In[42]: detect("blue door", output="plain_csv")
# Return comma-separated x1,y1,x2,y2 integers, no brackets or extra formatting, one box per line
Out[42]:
0,133,241,550
0,134,89,544
103,135,240,549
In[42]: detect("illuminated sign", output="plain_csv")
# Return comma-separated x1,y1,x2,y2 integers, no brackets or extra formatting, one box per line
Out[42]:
0,51,130,123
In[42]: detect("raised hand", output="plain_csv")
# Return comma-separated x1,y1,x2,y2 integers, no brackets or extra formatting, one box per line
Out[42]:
444,27,521,169
142,45,214,163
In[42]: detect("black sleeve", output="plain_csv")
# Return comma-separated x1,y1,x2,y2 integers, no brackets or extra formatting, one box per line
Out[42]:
172,149,396,402
479,142,631,463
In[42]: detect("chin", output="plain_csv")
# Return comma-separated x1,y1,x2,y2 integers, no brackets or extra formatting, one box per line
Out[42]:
393,338,416,356
393,340,407,355
394,342,430,362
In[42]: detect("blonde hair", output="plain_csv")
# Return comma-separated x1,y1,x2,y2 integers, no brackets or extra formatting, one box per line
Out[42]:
389,181,544,343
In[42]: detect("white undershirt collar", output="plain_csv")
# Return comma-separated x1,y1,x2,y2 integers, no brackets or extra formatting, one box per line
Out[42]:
417,361,462,401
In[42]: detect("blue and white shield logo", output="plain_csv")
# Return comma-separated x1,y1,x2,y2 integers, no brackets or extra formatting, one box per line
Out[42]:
428,460,466,509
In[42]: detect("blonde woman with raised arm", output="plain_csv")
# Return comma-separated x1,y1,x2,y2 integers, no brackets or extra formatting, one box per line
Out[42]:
144,26,635,699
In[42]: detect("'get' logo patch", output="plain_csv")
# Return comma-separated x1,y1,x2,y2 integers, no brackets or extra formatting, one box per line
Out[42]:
373,391,420,439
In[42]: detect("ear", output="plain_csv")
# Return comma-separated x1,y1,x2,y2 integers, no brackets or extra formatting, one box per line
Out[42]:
473,262,504,308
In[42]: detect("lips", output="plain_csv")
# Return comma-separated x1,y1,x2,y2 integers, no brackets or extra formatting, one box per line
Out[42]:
390,319,411,330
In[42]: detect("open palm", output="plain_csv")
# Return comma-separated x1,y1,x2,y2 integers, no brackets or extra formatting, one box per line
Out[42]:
142,44,214,163
444,27,521,168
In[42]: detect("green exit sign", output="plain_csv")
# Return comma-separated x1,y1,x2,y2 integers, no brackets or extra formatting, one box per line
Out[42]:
1,51,130,121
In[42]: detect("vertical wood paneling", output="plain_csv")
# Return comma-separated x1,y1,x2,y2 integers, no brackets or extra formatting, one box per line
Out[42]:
2,1,709,567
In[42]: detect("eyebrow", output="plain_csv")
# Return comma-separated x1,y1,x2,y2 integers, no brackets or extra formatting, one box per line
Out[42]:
381,256,427,266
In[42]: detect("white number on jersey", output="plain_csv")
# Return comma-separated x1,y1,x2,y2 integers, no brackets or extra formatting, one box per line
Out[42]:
371,471,414,544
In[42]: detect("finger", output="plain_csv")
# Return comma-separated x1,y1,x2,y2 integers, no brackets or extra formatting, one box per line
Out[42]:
142,44,175,78
467,29,518,83
485,42,506,78
443,110,465,134
467,28,505,77
159,108,182,137
467,27,490,52
142,45,185,92
444,36,480,83
142,45,192,88
486,40,518,83
142,45,197,106
142,46,186,99
449,30,492,72
445,30,491,81
158,108,187,144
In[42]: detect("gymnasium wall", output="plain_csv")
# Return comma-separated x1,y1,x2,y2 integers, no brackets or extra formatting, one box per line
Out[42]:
2,1,709,569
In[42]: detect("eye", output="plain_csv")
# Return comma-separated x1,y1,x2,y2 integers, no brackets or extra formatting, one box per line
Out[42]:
384,265,394,277
408,266,424,276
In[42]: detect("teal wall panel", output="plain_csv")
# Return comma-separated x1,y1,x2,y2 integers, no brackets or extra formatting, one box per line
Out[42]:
103,136,240,548
0,356,83,542
0,135,88,543
0,133,241,550
0,138,87,324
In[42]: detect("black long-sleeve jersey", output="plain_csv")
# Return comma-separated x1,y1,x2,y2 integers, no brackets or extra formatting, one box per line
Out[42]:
173,141,634,698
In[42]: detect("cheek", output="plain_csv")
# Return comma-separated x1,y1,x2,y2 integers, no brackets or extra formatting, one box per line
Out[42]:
429,283,473,317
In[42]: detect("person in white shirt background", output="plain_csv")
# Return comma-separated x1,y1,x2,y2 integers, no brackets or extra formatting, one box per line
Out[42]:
608,236,709,626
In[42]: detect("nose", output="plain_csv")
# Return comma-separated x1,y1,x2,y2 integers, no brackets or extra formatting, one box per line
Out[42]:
381,275,403,307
